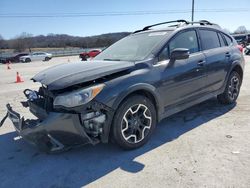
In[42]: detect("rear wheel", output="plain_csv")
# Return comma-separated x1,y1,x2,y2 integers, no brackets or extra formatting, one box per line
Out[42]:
81,56,87,61
45,57,50,61
245,49,250,55
112,95,156,149
217,71,241,104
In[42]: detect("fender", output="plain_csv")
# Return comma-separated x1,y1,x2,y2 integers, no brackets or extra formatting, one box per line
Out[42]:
96,82,164,143
112,83,164,121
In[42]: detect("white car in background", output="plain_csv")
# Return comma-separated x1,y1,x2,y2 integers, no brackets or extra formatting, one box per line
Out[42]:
20,52,52,63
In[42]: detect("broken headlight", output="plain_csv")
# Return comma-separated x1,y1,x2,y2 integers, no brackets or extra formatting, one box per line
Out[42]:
53,84,105,108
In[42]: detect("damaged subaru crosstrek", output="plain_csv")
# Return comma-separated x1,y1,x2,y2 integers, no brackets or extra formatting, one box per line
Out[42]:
1,20,245,153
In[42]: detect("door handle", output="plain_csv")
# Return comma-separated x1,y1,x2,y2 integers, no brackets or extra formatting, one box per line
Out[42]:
197,60,205,66
225,52,231,57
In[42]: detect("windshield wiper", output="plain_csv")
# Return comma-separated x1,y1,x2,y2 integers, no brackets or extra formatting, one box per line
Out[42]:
103,58,121,61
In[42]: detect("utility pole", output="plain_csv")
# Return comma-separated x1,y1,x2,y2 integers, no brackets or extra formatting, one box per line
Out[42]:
191,0,194,22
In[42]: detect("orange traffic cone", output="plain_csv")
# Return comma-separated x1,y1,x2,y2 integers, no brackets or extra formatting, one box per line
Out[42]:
15,72,24,83
7,62,11,70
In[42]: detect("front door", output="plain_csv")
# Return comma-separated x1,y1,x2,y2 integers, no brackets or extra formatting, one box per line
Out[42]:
31,53,40,61
157,29,207,108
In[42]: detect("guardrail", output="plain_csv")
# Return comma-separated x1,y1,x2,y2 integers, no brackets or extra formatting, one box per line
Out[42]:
0,47,105,58
48,48,87,57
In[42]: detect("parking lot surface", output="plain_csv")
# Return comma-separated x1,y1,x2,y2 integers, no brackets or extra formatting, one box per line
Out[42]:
0,56,250,188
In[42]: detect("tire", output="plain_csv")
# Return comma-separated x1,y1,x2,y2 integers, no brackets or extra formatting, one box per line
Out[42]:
245,49,250,55
217,71,241,104
112,95,156,149
25,58,31,63
45,57,50,61
81,57,87,61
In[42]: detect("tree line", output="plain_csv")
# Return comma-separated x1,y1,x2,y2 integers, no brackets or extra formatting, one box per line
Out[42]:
0,25,249,52
0,32,130,52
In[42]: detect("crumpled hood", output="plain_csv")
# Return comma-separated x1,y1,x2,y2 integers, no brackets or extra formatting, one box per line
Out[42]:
32,60,134,90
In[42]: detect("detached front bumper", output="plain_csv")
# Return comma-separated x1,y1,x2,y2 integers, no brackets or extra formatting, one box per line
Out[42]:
1,104,96,153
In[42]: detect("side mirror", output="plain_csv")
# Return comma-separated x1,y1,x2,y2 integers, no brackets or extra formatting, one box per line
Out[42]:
170,48,190,61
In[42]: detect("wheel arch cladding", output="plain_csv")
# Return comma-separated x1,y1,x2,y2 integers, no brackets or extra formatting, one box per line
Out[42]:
232,64,243,81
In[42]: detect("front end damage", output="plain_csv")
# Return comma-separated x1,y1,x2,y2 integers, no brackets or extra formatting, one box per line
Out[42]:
0,87,114,153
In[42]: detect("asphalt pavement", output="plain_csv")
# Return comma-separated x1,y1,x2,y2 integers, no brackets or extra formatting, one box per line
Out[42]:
0,55,249,188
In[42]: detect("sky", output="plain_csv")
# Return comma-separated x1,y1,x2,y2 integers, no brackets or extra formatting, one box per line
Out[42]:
0,0,249,39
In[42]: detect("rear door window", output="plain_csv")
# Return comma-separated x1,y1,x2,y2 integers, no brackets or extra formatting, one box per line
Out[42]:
199,30,220,50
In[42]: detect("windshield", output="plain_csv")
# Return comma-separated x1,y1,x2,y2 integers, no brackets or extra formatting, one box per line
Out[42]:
94,31,170,61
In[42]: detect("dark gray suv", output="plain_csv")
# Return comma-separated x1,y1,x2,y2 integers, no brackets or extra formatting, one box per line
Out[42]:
1,20,245,152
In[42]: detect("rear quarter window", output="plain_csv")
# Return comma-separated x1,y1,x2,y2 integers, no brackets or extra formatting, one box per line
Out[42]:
218,33,226,47
199,30,220,50
223,34,233,46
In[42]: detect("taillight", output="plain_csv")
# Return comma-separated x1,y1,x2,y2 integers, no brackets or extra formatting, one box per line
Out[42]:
236,45,243,53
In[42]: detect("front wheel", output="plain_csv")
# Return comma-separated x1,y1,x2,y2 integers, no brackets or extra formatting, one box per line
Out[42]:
112,95,156,149
217,71,241,104
25,58,31,63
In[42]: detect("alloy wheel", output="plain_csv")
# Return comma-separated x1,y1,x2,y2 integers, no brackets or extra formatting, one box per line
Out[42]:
228,75,240,101
121,104,152,144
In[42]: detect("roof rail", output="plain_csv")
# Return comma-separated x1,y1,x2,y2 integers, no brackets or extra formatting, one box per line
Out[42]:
189,20,221,28
133,20,220,33
133,19,189,33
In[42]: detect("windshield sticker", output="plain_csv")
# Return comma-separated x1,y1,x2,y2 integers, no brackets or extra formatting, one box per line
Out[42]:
148,32,167,36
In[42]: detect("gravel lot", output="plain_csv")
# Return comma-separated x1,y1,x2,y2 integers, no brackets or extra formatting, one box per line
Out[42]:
0,55,250,188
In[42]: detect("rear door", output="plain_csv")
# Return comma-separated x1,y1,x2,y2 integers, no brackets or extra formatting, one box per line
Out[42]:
37,53,46,61
198,29,231,92
31,53,40,61
157,29,207,107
